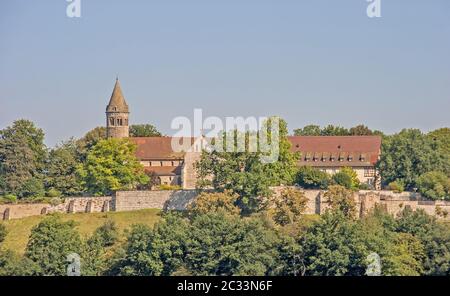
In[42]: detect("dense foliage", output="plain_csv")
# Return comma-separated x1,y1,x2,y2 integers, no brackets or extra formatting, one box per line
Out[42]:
377,129,450,191
77,138,149,195
196,117,299,214
1,191,449,276
293,124,382,136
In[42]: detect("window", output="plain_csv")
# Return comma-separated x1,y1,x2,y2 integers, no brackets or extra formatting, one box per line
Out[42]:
364,167,375,177
110,117,115,126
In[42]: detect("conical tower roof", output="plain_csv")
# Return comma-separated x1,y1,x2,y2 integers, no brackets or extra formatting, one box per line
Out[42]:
106,78,129,113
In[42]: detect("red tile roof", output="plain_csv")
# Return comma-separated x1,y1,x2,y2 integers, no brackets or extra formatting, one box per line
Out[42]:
130,136,382,167
129,137,194,160
288,136,381,167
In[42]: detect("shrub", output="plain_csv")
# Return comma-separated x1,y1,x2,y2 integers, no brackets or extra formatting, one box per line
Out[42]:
188,191,241,216
0,194,17,204
340,167,360,189
46,188,62,198
388,180,405,193
89,220,119,247
358,183,372,190
49,197,64,206
332,172,353,189
296,166,331,189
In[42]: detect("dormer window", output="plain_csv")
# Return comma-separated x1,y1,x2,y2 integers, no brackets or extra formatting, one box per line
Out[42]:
348,154,353,162
360,153,366,161
330,153,337,161
305,152,312,161
313,152,320,162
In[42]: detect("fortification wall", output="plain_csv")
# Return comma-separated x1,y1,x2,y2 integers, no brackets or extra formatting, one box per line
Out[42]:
1,189,449,221
0,196,112,220
114,190,198,212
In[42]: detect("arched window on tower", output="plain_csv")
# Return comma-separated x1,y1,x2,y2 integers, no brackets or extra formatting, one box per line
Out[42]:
110,117,115,126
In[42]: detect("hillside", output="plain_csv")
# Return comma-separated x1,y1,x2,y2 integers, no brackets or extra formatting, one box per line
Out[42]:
1,209,162,254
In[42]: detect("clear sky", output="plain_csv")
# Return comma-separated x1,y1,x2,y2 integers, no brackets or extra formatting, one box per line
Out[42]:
0,0,449,146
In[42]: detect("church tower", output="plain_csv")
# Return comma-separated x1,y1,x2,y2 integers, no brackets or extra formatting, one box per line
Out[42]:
106,78,129,138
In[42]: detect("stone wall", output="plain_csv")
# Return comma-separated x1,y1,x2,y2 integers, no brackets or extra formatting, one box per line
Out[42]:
2,189,449,221
0,196,112,221
270,187,450,220
113,190,198,212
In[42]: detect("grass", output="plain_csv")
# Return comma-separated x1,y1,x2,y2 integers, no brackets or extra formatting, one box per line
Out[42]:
1,209,162,254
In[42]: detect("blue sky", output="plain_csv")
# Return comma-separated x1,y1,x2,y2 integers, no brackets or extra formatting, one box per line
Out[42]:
0,0,449,146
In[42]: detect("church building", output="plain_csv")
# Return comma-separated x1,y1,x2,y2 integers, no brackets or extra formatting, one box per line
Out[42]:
105,79,382,190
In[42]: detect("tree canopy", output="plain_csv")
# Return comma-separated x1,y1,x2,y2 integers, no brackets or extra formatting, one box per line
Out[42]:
77,138,149,195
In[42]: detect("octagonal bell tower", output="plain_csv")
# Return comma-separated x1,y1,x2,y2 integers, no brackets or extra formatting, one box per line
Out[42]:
106,78,129,138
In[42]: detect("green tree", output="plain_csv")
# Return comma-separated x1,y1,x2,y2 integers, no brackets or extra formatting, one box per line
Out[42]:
110,213,189,276
272,188,308,226
261,117,299,186
81,220,119,276
320,125,350,136
77,138,149,195
416,171,450,200
293,125,321,136
324,185,356,219
377,129,449,189
0,120,47,198
340,167,360,189
196,117,298,214
25,215,82,276
76,126,107,161
185,212,279,275
129,124,162,137
395,207,450,275
0,249,41,276
349,125,374,136
358,211,425,276
299,212,366,275
428,128,450,173
45,139,83,196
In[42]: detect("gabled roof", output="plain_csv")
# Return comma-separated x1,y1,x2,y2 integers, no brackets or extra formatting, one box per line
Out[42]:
288,136,382,166
129,136,382,167
129,137,195,160
106,78,129,113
